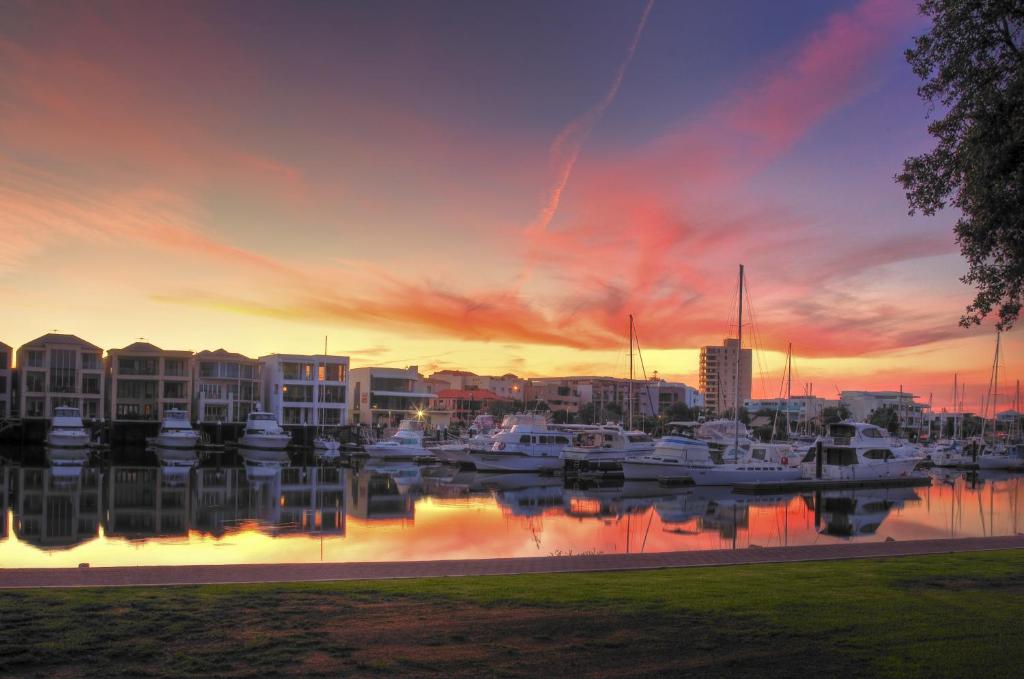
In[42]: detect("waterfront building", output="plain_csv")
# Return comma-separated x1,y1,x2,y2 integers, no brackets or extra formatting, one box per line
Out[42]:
347,366,435,428
16,333,105,420
434,388,508,424
840,390,928,438
522,378,581,416
744,395,835,426
428,370,525,400
259,353,350,427
193,349,261,423
0,340,11,420
10,465,103,549
654,380,705,412
699,338,752,417
104,466,189,538
106,342,194,423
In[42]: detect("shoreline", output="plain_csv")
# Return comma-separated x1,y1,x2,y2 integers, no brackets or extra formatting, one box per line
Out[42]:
3,534,1022,589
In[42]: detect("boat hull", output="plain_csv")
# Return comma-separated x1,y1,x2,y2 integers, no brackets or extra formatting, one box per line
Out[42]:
688,466,802,486
621,459,691,481
238,434,291,450
467,452,562,472
46,431,91,448
363,444,433,460
155,433,200,449
817,459,920,481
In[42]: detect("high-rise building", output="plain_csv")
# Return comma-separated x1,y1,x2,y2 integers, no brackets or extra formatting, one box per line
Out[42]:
699,338,751,416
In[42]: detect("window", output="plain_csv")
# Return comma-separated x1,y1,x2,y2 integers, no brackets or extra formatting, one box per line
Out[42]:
199,362,218,378
283,385,313,402
282,363,300,380
50,349,77,393
223,362,239,378
318,408,341,425
320,386,345,403
283,407,303,424
26,398,45,417
204,404,227,421
26,371,45,393
117,381,157,400
0,402,5,418
163,382,187,399
26,350,45,368
0,351,7,370
81,353,101,370
116,403,155,420
241,364,254,379
118,357,158,375
323,363,343,381
864,449,894,460
519,435,531,444
0,375,7,394
164,359,187,377
199,383,222,399
81,375,101,395
863,428,886,439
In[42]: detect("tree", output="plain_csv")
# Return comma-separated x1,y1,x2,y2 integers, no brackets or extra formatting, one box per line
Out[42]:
488,399,522,418
898,1,1024,329
869,406,901,435
822,406,851,426
663,402,697,422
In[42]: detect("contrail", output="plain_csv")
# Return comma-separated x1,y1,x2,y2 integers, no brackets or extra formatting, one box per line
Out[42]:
527,0,655,237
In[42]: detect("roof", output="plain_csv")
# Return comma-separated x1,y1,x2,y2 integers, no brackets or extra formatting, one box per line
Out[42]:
21,333,102,351
0,339,11,350
432,369,478,377
116,341,163,353
436,389,505,400
196,348,254,361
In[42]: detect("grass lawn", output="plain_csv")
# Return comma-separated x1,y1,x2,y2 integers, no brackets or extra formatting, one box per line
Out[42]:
1,550,1023,678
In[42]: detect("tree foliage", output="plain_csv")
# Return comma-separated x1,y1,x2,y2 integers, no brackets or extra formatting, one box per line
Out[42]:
898,0,1024,329
868,406,902,435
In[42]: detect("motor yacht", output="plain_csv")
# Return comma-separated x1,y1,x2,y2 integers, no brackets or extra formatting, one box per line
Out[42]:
436,413,547,468
46,407,91,448
749,442,800,467
239,448,289,480
623,435,800,484
154,409,201,449
238,411,291,450
798,421,921,481
562,424,656,475
975,443,1024,471
820,421,925,461
466,417,571,472
45,445,89,478
363,419,435,460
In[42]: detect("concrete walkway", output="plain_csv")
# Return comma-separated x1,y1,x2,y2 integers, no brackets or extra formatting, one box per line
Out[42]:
2,535,1022,589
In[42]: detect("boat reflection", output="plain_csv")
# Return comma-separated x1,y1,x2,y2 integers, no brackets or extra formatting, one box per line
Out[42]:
2,447,1022,566
817,487,921,538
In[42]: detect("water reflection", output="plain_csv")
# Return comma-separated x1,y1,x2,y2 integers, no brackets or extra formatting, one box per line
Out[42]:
1,446,1022,568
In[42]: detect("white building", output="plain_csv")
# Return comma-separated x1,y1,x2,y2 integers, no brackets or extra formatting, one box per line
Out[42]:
744,395,835,425
840,390,928,436
347,366,435,428
260,353,350,427
193,349,262,423
106,342,194,423
0,341,11,420
656,381,704,411
16,333,105,420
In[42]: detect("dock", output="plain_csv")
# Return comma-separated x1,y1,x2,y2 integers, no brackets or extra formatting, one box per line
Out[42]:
732,475,932,494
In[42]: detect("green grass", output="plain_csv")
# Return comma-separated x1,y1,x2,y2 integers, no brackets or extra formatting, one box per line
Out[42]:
1,550,1023,677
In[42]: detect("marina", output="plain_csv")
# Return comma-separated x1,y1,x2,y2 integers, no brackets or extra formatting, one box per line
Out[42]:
2,444,1021,570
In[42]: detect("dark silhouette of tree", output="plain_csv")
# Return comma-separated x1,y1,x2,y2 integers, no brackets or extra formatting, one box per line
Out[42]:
898,0,1024,329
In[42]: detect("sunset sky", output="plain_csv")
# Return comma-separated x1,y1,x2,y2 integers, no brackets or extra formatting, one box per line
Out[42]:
1,0,1019,411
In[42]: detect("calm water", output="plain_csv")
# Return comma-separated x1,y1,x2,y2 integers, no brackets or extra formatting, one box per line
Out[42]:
1,446,1022,568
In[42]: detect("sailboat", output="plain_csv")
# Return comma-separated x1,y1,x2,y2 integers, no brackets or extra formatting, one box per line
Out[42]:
313,336,342,456
562,315,656,475
624,265,800,484
976,332,1024,470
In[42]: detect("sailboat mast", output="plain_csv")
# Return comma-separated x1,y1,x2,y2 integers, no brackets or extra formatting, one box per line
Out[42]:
734,264,744,453
953,372,958,440
786,342,792,436
628,314,634,430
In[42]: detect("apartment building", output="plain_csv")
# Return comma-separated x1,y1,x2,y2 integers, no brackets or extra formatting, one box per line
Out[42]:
16,333,105,420
840,390,928,437
347,366,435,428
0,341,11,419
428,370,525,400
106,342,194,422
260,353,349,426
523,378,581,416
699,338,751,416
193,349,261,423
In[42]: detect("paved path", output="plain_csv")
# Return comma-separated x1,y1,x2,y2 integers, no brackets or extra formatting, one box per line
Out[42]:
2,536,1022,589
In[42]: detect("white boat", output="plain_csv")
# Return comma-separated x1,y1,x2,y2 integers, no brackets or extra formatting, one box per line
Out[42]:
975,444,1024,471
240,449,289,480
238,411,291,450
154,409,201,449
45,445,89,477
696,419,755,459
623,435,801,485
363,419,435,460
749,442,801,467
313,435,342,452
466,418,571,472
562,424,656,474
799,421,921,481
46,407,91,448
